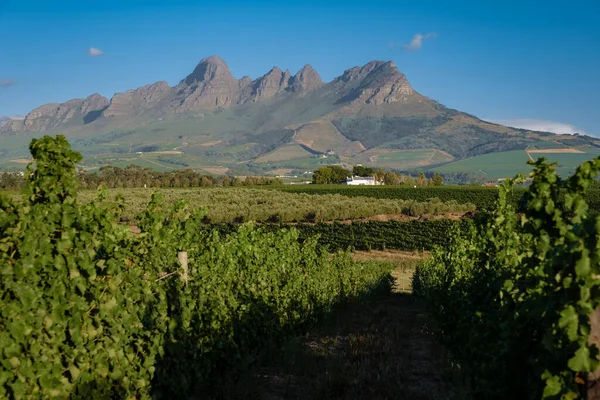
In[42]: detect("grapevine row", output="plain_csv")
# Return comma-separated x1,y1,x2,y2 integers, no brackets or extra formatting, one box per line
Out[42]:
413,158,600,399
0,136,394,399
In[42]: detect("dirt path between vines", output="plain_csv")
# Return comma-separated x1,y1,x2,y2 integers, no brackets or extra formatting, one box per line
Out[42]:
224,259,455,400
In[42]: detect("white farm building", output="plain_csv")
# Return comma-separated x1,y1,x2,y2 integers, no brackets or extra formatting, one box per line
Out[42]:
343,176,383,186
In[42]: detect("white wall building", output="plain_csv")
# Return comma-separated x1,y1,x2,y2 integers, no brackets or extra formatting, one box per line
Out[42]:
343,176,383,186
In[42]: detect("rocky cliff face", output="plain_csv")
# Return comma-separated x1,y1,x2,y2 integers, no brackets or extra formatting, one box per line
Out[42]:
1,94,109,133
359,61,413,105
288,65,324,93
169,57,327,109
240,67,290,103
173,56,241,111
333,61,413,105
2,56,416,133
104,81,171,117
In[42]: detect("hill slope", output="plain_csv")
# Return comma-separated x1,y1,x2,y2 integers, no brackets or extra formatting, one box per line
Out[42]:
1,56,598,176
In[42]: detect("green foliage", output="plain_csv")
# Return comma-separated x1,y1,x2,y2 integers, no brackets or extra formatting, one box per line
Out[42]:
312,165,352,184
273,184,525,210
203,219,471,252
1,135,155,398
0,135,394,398
78,165,282,189
295,220,471,252
413,157,600,399
77,187,476,224
352,165,376,177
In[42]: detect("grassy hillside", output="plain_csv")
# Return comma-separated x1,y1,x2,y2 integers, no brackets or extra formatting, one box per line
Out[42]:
432,147,600,179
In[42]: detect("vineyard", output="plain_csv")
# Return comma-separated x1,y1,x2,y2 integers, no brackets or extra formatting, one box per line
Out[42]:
414,158,600,398
77,187,475,224
205,219,472,252
4,134,600,399
272,184,600,213
271,184,527,209
0,136,394,398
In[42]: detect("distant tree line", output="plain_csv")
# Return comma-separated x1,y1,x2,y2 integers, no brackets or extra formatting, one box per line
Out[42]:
0,165,282,190
397,169,487,185
312,165,444,186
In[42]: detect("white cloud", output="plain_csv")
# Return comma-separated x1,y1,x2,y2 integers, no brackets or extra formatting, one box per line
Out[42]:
403,32,437,51
88,47,104,57
0,79,15,87
485,118,588,135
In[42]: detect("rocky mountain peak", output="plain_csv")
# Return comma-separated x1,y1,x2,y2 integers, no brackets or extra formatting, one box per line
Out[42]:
338,60,392,83
238,76,253,90
359,61,413,105
288,64,324,92
238,76,252,88
238,66,288,103
1,56,418,134
180,55,236,87
282,69,292,83
334,60,413,105
174,56,239,110
81,93,110,114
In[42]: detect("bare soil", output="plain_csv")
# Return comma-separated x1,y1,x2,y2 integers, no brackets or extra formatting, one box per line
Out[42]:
220,253,457,400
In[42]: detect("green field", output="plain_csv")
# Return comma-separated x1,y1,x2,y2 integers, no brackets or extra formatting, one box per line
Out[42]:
372,149,454,169
432,148,600,179
432,150,532,179
540,151,600,176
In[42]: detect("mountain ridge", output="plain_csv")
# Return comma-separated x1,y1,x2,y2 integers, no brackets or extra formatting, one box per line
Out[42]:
1,56,597,177
0,56,414,133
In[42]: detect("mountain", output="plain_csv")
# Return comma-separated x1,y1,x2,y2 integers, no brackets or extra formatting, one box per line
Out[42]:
2,94,109,133
1,56,598,177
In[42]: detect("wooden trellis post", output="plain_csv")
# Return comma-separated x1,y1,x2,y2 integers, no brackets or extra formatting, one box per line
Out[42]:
178,251,188,285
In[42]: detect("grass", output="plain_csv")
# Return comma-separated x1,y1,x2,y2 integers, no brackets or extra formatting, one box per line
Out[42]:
542,152,600,176
432,150,532,179
91,158,176,172
293,120,355,154
433,148,600,179
223,250,460,400
373,149,454,169
262,156,340,169
256,145,315,163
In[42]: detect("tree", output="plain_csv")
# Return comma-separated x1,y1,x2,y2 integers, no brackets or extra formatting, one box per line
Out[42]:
375,168,386,183
352,165,375,177
431,173,443,186
312,166,351,184
383,171,401,185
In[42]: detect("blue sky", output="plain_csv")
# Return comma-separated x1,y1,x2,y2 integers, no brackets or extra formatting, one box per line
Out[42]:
0,0,598,135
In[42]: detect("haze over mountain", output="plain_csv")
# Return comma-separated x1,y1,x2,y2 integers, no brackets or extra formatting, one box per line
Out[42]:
1,56,598,177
